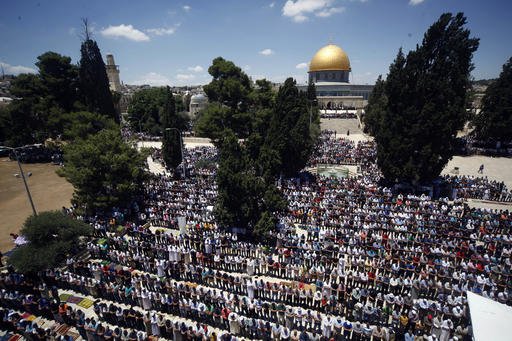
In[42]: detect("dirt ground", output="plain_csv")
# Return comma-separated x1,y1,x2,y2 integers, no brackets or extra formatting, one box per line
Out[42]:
0,158,73,253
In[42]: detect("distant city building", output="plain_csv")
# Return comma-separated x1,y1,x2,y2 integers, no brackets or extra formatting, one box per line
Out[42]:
189,93,208,118
105,53,122,92
298,43,373,110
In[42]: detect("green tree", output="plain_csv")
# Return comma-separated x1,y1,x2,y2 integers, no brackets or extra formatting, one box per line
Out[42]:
5,73,47,145
78,24,117,122
363,75,387,135
366,13,479,183
215,132,285,239
2,52,86,145
204,57,251,111
472,57,512,141
215,132,251,228
128,87,167,134
8,211,92,273
306,80,317,102
36,51,81,113
265,78,319,177
128,87,188,135
253,211,278,242
60,111,117,140
59,129,147,214
198,57,253,139
161,86,183,170
247,79,276,159
175,94,188,114
199,58,311,241
251,79,275,110
194,103,232,144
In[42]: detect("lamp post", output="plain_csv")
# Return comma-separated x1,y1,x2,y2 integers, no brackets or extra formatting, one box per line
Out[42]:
1,146,37,216
165,128,186,178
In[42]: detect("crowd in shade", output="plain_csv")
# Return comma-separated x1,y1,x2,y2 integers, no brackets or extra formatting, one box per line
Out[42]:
2,133,512,341
443,175,512,202
319,112,357,120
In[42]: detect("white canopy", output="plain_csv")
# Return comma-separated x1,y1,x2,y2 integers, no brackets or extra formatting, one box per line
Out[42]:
466,291,512,341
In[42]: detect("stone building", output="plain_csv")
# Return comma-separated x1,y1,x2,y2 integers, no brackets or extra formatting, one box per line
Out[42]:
105,53,122,93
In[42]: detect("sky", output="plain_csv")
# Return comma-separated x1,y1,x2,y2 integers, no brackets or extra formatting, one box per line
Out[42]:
1,0,511,87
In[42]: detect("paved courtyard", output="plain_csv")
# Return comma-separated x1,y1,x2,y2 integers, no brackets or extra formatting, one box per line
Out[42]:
320,117,363,135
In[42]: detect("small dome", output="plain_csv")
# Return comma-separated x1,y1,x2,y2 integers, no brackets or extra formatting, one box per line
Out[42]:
309,44,351,72
190,93,207,103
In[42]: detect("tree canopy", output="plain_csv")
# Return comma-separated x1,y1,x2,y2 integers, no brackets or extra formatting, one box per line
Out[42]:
8,211,92,273
215,131,286,240
364,12,479,184
127,87,188,136
472,57,512,142
161,86,183,171
197,57,319,240
1,52,85,145
59,129,147,214
79,38,117,122
1,37,122,146
265,77,319,177
36,51,81,113
59,111,118,141
196,57,253,140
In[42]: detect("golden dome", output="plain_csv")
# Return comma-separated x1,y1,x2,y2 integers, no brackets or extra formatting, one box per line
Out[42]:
309,44,351,72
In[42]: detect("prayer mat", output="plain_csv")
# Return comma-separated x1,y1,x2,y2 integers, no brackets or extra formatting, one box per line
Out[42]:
66,331,80,340
97,238,108,245
67,296,83,304
7,335,21,341
77,298,94,309
55,324,71,335
59,293,71,302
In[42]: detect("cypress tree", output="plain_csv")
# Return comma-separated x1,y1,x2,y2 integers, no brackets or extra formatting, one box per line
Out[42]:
366,13,479,184
266,78,318,177
472,57,512,142
363,75,386,135
161,86,182,171
78,21,117,122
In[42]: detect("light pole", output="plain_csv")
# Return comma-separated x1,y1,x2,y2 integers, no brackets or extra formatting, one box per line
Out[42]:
1,146,37,216
165,128,186,178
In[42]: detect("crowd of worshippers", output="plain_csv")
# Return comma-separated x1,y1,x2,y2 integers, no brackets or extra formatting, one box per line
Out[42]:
50,189,512,341
100,179,509,337
150,146,217,178
319,113,357,119
36,183,512,341
3,140,512,341
443,175,512,202
309,131,377,168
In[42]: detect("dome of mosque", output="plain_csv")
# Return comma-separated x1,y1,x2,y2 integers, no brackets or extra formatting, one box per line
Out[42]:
309,44,351,72
190,93,207,103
